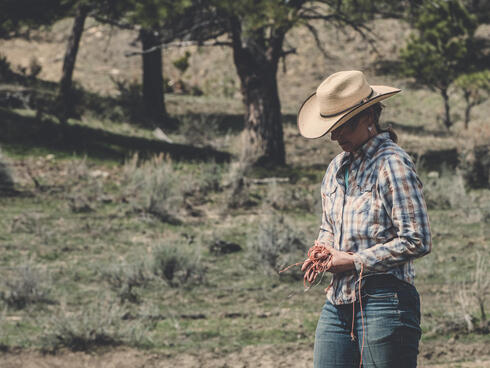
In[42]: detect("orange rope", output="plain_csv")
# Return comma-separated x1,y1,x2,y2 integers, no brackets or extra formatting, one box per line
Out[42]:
351,300,356,341
358,263,365,368
349,263,365,368
280,241,332,288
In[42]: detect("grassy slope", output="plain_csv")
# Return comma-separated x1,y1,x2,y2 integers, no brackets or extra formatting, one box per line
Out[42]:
0,148,489,366
0,17,489,367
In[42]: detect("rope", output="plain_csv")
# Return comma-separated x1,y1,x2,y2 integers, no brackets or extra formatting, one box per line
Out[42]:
358,264,365,368
279,241,332,288
349,264,365,368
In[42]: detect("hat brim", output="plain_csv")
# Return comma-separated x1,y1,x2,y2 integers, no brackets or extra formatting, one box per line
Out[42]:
297,85,401,139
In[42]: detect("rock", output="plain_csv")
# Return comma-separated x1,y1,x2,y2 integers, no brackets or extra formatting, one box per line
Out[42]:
427,171,439,179
153,128,173,143
209,240,242,255
90,170,109,179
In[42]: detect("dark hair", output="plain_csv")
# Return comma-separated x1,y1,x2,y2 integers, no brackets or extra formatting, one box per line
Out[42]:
369,102,398,143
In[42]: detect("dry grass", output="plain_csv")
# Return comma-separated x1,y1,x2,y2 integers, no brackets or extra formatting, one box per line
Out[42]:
0,13,489,368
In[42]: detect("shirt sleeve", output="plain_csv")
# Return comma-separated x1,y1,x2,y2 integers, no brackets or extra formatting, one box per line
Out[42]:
353,154,432,273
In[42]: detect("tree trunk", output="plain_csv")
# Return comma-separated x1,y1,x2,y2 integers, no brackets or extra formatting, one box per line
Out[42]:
441,88,452,130
463,89,477,130
230,24,286,167
463,89,471,130
140,28,167,128
57,4,89,122
479,299,486,322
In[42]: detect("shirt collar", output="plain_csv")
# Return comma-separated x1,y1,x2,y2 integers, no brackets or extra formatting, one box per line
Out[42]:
349,132,391,160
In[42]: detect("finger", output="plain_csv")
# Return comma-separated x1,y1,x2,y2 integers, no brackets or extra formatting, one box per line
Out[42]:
326,257,334,271
310,273,317,284
305,268,315,283
301,259,313,271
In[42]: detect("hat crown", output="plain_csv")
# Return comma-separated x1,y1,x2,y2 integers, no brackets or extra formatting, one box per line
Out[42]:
316,71,372,116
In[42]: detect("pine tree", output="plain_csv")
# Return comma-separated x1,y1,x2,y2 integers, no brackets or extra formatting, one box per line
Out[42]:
454,70,490,129
400,0,479,130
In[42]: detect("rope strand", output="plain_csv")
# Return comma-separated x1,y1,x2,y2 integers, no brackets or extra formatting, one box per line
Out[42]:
358,263,365,368
280,241,333,288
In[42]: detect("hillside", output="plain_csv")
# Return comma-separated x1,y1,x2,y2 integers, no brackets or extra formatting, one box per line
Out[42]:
0,15,489,368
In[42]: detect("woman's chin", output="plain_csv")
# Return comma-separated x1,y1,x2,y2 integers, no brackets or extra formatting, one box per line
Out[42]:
339,143,352,152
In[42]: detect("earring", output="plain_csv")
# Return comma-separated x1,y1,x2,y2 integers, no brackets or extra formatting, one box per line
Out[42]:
368,125,375,137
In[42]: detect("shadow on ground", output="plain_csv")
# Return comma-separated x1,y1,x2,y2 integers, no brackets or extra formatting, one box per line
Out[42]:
0,108,231,163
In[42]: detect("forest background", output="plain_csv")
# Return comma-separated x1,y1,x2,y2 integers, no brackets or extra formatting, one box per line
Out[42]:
0,0,489,367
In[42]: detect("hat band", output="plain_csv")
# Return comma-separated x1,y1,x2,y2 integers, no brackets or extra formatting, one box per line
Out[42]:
320,89,374,118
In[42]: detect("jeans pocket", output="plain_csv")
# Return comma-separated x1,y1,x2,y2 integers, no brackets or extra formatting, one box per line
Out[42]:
362,285,398,300
361,287,400,320
363,291,397,299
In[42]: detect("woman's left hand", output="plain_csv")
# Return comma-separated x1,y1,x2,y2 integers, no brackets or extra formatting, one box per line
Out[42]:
324,245,356,273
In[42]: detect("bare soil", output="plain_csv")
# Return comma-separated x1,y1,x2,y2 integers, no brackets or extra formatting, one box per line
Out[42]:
1,341,489,368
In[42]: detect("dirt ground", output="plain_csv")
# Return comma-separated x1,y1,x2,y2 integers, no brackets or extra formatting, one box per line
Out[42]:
1,342,489,368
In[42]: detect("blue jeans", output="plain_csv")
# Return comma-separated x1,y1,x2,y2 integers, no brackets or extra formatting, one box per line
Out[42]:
313,275,421,368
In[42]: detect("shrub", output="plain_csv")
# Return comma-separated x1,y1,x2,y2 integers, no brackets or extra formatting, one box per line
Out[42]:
65,156,90,183
150,240,205,287
421,169,467,209
111,77,145,124
100,262,151,303
0,263,53,309
198,161,226,194
173,51,191,74
0,148,14,194
460,144,490,189
123,155,183,224
65,157,106,213
0,54,13,82
0,311,7,351
224,160,256,209
265,182,288,210
265,182,317,214
247,213,306,275
178,114,221,147
444,254,490,333
28,57,42,79
41,299,150,352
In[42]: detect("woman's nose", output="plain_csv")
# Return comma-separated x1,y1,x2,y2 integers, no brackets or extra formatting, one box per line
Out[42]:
331,128,341,141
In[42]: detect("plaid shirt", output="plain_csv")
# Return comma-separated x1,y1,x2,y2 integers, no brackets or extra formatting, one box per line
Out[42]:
318,132,431,305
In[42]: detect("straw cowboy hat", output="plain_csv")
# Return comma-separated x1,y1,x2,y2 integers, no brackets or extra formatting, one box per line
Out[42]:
297,70,401,139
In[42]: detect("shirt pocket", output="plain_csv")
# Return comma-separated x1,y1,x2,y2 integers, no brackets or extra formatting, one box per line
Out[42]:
351,183,375,214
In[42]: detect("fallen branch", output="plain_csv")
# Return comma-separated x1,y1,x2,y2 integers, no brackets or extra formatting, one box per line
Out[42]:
244,177,290,185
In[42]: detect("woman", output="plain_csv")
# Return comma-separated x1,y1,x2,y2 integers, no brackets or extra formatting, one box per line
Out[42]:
297,71,431,368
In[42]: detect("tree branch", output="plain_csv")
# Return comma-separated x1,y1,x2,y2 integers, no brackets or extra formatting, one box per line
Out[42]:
335,12,379,56
281,48,296,57
92,15,135,31
124,39,232,57
302,22,335,60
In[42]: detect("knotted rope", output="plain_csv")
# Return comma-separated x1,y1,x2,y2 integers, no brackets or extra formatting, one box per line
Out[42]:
280,241,332,288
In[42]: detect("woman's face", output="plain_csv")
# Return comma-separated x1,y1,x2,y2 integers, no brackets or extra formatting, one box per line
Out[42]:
330,111,373,152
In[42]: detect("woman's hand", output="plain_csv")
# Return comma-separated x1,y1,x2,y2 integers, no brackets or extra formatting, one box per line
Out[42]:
323,245,356,273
